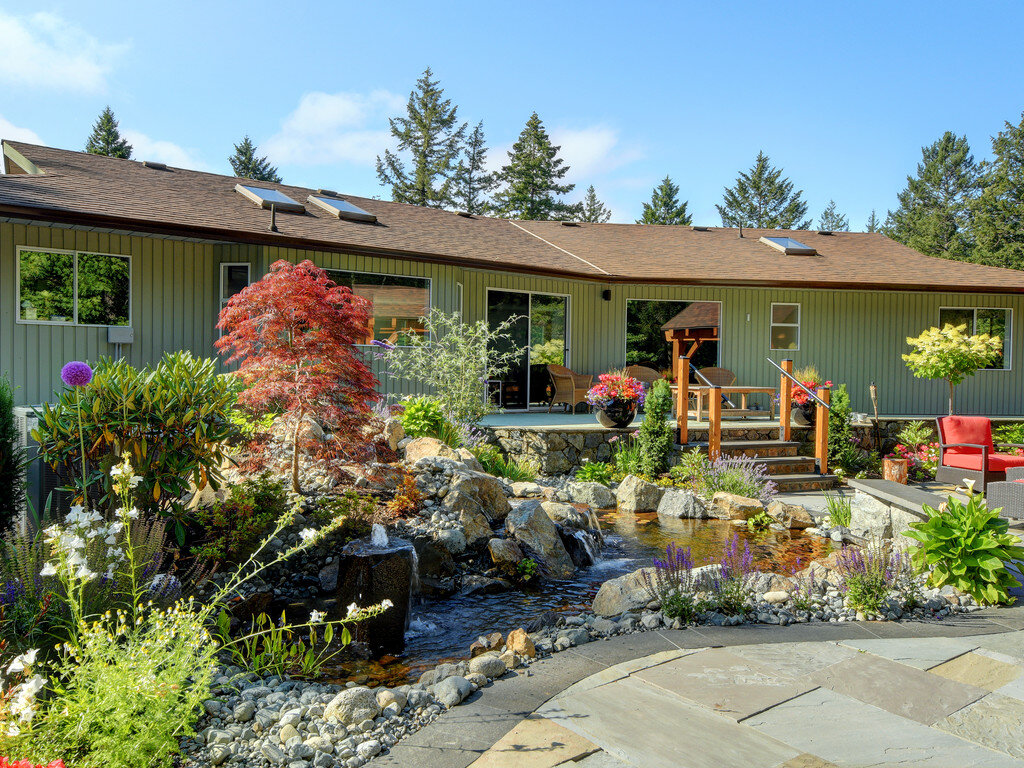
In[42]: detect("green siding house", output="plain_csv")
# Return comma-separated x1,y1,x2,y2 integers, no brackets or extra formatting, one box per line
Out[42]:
3,139,1024,417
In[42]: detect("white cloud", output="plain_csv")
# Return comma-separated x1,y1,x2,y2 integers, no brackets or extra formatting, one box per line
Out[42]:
122,130,208,171
264,90,405,166
551,125,643,181
0,11,127,92
0,115,42,144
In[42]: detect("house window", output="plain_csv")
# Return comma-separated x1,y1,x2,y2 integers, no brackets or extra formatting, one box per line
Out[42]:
770,303,800,350
325,269,430,346
18,248,130,326
938,307,1012,370
220,263,251,308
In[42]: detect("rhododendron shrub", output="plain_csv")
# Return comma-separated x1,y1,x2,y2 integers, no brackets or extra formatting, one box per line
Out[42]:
216,260,379,492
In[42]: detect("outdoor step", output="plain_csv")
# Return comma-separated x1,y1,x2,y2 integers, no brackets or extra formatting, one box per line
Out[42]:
771,473,839,492
749,455,817,475
720,440,802,458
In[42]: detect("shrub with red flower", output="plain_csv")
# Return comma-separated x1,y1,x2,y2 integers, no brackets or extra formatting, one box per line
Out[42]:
587,373,646,409
891,441,940,480
791,379,832,406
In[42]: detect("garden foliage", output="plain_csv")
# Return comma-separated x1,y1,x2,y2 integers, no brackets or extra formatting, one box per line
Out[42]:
216,259,379,493
905,488,1024,605
903,323,1002,414
636,379,673,478
834,542,918,615
575,459,615,486
670,452,776,504
0,375,23,531
190,474,289,563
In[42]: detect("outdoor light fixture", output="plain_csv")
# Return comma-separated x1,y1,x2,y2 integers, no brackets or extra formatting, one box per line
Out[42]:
602,289,612,301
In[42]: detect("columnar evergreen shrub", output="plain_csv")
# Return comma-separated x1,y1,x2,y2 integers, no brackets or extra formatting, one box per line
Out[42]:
637,379,673,478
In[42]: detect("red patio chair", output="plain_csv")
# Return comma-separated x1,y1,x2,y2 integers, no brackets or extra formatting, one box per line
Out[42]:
935,416,1024,491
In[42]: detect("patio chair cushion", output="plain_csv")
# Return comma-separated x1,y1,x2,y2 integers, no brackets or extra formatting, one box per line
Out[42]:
940,416,995,458
941,452,1024,472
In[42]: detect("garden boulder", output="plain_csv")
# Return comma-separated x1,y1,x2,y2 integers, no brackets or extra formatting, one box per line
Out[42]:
382,418,405,451
565,481,616,509
506,627,536,658
766,500,815,529
592,567,655,616
504,500,575,579
711,492,764,521
444,470,512,522
487,537,523,568
616,475,665,513
541,501,593,530
324,687,381,725
459,508,493,549
657,488,710,519
405,437,460,463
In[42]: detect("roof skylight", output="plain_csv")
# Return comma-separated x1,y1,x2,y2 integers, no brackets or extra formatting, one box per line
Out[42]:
307,195,377,223
759,236,817,255
235,184,305,213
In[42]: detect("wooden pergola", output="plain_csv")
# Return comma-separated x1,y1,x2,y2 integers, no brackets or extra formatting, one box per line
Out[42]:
661,302,720,445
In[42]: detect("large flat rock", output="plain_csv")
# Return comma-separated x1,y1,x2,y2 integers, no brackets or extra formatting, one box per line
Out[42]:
838,637,977,670
937,693,1024,760
728,641,859,678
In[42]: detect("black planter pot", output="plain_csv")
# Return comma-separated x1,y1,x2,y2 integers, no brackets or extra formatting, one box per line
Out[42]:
596,400,638,428
792,402,816,427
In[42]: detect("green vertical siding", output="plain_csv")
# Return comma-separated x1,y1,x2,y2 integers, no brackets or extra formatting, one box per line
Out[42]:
3,220,1023,416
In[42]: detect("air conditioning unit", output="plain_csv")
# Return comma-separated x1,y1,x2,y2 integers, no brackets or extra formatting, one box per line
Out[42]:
13,406,70,525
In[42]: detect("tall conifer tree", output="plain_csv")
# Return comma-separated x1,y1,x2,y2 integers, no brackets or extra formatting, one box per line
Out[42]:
580,185,612,223
865,209,881,232
85,106,132,158
376,68,466,208
971,113,1024,269
451,121,497,214
817,200,849,231
637,176,691,225
884,131,981,261
716,151,810,229
229,136,282,182
493,112,579,220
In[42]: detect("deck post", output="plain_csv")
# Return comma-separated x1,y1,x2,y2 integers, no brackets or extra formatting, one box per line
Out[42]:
708,385,722,462
815,387,831,475
780,358,793,442
677,355,689,445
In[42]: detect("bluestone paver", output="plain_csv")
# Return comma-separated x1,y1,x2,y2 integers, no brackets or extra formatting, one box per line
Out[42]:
929,651,1022,691
728,640,858,677
937,693,1024,759
838,636,977,669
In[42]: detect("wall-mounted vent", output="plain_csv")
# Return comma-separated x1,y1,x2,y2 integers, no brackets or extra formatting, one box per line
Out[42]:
235,184,306,213
759,236,817,256
142,160,168,170
307,195,377,223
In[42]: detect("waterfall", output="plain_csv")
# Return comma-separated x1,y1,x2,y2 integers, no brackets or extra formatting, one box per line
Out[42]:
370,523,389,548
573,529,602,566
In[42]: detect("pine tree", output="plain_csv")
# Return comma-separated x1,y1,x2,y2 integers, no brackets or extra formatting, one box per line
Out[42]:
636,176,691,225
865,209,881,232
376,67,466,208
229,136,282,183
716,151,810,229
85,106,132,159
493,112,580,221
817,199,849,231
451,121,497,214
971,112,1024,269
580,185,612,223
884,131,981,261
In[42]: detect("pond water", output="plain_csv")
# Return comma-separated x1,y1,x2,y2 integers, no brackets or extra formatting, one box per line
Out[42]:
332,511,832,686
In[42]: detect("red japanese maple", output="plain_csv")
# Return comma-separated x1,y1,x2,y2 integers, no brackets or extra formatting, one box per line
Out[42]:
215,259,379,492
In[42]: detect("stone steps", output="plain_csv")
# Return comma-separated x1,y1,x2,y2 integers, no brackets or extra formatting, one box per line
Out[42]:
676,439,837,492
749,455,817,476
770,472,840,492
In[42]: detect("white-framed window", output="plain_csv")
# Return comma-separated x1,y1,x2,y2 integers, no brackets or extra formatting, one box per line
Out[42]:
220,263,252,309
938,307,1012,370
17,246,131,327
325,268,431,346
770,303,800,350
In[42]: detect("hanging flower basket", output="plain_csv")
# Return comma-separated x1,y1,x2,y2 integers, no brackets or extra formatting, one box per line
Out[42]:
588,373,645,429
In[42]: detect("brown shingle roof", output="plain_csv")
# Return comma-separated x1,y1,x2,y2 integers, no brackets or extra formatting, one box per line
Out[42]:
4,140,1024,293
661,301,721,331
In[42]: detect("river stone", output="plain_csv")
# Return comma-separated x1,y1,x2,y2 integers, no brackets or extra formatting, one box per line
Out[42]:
460,508,493,549
357,740,382,760
375,687,407,711
541,501,592,530
711,492,764,520
234,700,256,722
504,500,575,579
469,654,507,678
565,480,616,509
487,537,523,568
511,481,545,497
444,470,512,522
323,687,381,726
592,567,656,616
766,500,815,529
382,418,405,451
657,488,709,519
405,436,460,463
616,475,665,513
435,528,467,555
762,590,791,604
433,676,473,708
506,627,536,658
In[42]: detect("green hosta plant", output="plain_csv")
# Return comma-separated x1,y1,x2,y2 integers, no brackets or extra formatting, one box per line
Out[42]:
575,460,615,486
904,486,1024,605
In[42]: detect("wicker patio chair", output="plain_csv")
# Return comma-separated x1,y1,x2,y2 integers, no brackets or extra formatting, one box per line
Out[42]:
985,467,1024,520
697,366,737,388
935,416,1024,492
624,365,663,387
547,364,593,413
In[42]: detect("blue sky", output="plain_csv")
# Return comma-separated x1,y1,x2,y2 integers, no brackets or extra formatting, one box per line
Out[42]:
1,1,1022,227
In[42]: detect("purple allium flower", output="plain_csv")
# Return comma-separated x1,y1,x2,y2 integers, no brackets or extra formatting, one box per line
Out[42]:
60,361,93,387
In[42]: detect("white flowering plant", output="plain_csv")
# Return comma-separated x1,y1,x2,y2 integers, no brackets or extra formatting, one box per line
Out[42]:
1,453,392,768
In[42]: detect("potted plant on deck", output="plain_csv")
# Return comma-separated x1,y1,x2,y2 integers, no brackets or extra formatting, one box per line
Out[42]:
789,366,831,427
587,371,646,428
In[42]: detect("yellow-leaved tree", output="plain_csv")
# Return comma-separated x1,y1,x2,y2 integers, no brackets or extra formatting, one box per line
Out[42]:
903,323,1002,414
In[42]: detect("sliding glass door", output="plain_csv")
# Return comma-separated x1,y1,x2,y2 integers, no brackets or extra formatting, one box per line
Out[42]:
486,290,569,410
